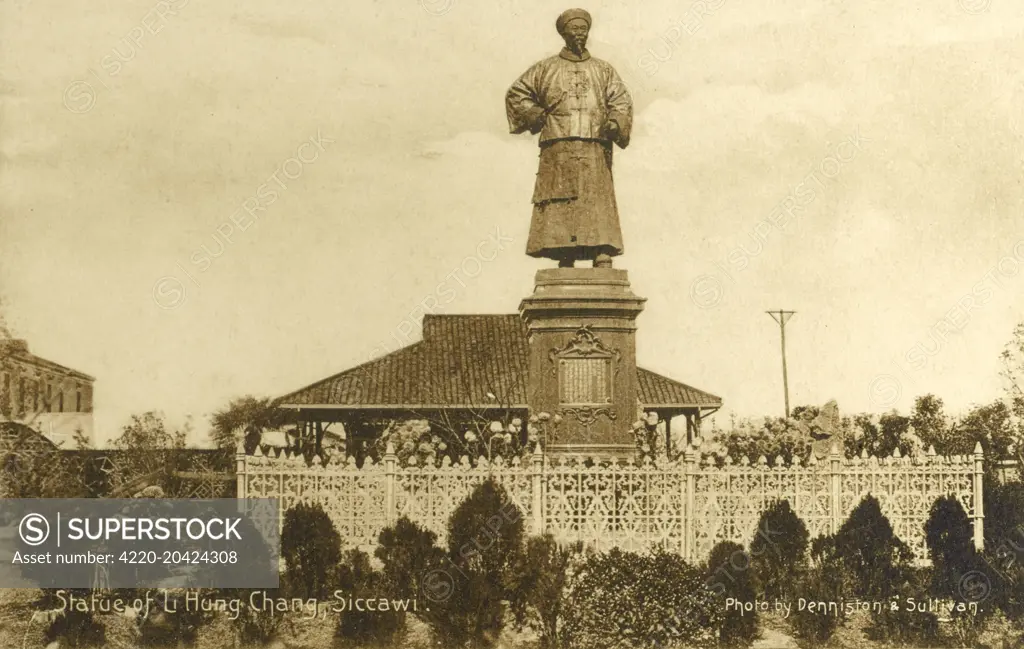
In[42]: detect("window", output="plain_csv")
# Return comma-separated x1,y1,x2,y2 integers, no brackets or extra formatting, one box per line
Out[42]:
18,377,25,413
76,390,82,412
33,380,38,411
58,390,64,413
46,382,52,412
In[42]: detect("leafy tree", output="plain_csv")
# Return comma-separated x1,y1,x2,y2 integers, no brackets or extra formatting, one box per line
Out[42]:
844,412,916,459
209,395,291,451
911,394,950,451
956,400,1015,470
280,502,342,599
1000,322,1024,480
106,411,188,496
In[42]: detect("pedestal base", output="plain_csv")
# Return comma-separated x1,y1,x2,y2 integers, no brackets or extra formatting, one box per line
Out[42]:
520,268,646,457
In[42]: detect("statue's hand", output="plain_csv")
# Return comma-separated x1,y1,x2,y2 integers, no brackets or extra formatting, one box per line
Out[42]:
600,119,620,140
528,109,547,134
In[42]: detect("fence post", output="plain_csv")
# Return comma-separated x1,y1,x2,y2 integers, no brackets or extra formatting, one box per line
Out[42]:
384,442,397,525
684,446,697,561
235,438,247,501
829,443,841,534
531,444,544,536
973,441,985,551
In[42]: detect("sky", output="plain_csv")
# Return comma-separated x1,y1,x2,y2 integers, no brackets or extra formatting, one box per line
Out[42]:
1,0,1023,447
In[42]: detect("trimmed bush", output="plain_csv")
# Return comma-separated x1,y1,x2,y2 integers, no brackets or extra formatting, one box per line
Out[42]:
924,496,997,647
386,480,525,648
789,556,845,647
376,515,447,601
834,495,913,599
983,483,1024,622
705,540,758,647
281,502,342,600
39,589,106,647
512,534,582,649
925,495,976,597
750,499,809,600
562,547,723,649
335,548,404,645
135,588,215,647
865,567,939,646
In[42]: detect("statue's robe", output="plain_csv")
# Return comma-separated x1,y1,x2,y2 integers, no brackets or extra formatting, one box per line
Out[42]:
506,48,633,260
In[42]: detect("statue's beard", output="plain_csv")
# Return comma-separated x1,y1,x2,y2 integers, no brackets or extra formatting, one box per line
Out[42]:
566,35,587,54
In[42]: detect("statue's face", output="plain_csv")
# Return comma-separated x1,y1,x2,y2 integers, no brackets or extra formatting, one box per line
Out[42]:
561,18,589,53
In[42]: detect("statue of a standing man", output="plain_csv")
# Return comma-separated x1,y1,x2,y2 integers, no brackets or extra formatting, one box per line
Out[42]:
506,9,633,268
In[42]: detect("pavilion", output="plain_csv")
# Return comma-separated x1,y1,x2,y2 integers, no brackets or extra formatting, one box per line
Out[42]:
277,313,721,456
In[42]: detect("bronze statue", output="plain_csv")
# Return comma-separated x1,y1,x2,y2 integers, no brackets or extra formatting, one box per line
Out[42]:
506,8,633,268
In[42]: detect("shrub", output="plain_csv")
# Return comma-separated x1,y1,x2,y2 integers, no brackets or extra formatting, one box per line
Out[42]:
376,516,447,601
441,479,526,648
229,588,286,645
701,417,811,464
512,534,582,649
789,558,845,647
562,547,723,649
982,482,1024,621
388,480,525,648
39,589,106,647
750,499,809,600
335,548,404,645
135,588,215,646
705,541,758,646
925,495,976,597
866,567,939,646
923,496,998,647
834,495,913,599
281,502,342,599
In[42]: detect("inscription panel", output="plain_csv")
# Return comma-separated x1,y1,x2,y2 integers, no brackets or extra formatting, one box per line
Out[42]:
559,357,611,405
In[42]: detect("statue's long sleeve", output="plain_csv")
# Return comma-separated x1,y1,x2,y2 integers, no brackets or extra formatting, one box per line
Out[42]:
604,67,632,148
506,54,633,146
506,65,546,135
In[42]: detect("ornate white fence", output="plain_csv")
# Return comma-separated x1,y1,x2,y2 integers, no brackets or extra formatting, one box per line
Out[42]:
237,443,985,563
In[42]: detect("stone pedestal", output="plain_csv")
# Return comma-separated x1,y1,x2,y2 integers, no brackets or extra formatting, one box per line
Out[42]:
519,268,645,459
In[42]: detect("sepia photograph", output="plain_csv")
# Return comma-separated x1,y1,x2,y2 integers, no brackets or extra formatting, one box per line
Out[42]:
1,0,1023,647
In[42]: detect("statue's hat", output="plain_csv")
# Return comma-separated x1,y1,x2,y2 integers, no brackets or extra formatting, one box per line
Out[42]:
556,8,591,34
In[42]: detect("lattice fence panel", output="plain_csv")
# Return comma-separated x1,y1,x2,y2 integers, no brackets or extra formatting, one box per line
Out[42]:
241,446,983,564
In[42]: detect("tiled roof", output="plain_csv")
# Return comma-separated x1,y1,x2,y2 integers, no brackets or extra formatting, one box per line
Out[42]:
280,314,721,409
0,340,94,381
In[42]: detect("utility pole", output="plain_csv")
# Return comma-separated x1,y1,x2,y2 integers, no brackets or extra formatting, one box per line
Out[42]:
766,310,796,418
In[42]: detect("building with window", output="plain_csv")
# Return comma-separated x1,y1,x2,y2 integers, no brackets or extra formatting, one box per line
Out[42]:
0,339,95,448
